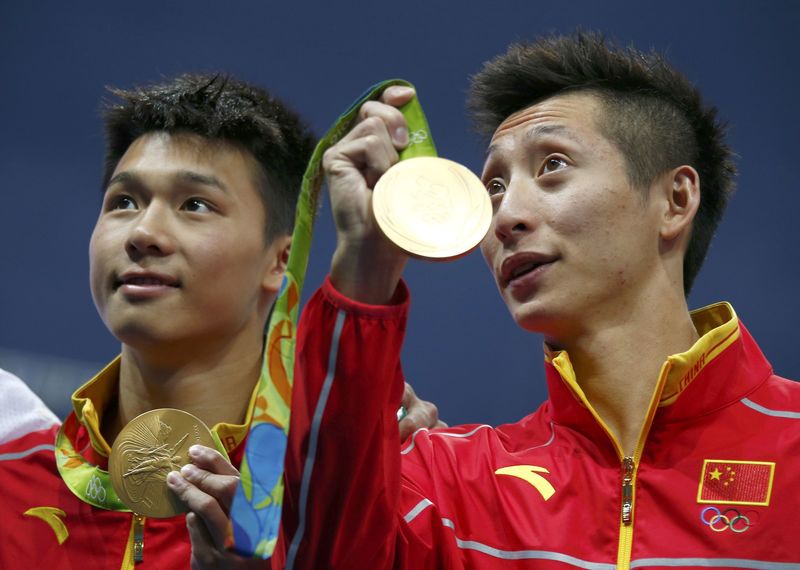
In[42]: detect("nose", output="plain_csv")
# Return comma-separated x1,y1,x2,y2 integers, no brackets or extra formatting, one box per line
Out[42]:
491,180,538,245
126,203,175,259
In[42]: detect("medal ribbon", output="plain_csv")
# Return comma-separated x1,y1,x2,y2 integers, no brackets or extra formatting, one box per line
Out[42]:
56,410,227,511
229,79,437,558
55,413,129,511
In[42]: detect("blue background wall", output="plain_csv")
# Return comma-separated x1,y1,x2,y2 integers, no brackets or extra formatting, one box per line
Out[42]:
1,1,798,423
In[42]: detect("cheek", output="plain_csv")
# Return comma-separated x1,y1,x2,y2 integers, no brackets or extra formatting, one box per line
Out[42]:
88,226,110,309
479,236,499,270
88,227,107,279
192,232,265,290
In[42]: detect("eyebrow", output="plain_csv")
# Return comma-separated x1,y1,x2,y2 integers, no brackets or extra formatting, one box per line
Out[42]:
485,124,581,157
107,170,229,193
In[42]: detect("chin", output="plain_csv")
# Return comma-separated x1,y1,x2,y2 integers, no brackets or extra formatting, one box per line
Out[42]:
108,318,175,349
509,300,564,336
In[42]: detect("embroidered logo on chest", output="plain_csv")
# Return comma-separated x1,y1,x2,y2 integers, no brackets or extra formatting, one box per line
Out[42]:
697,459,775,506
696,459,773,537
24,506,69,545
495,465,556,501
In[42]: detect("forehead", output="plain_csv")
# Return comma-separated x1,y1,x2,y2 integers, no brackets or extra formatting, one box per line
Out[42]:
112,132,260,187
487,92,606,154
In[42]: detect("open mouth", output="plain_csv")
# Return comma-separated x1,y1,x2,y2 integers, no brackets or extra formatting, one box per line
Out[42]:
501,254,557,287
510,261,543,280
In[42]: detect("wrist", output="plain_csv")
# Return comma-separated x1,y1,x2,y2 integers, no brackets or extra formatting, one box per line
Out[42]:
330,239,408,304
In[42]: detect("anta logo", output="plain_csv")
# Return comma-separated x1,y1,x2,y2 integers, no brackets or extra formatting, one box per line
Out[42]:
24,506,69,544
495,465,556,501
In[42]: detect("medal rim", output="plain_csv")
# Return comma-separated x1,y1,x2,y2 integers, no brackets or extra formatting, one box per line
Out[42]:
109,407,215,518
372,156,492,261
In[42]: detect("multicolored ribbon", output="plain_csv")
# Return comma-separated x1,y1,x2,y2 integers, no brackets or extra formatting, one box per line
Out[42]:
229,79,438,558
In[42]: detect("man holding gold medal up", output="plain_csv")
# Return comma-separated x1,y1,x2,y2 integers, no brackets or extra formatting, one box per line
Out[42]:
277,32,800,568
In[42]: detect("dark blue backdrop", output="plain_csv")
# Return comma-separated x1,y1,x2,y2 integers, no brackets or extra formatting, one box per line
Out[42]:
1,1,798,425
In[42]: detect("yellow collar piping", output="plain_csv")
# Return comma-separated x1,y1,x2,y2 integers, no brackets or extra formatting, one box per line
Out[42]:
70,355,259,456
545,302,740,408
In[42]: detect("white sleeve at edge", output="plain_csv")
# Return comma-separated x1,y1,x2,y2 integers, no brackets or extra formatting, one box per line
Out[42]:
0,368,60,444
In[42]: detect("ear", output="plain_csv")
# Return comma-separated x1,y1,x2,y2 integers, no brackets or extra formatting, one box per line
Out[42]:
261,235,292,294
659,165,700,242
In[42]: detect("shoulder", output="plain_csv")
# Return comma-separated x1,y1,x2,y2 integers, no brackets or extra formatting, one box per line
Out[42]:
0,368,60,445
0,423,59,459
400,407,552,460
740,373,800,422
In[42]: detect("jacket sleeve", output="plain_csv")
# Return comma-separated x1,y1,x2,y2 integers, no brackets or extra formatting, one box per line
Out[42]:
277,277,460,569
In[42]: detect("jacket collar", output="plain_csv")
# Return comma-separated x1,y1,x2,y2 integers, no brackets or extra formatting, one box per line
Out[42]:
543,302,773,435
68,355,258,464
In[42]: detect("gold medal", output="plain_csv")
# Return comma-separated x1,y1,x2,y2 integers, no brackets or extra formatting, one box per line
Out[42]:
372,156,492,260
109,408,216,518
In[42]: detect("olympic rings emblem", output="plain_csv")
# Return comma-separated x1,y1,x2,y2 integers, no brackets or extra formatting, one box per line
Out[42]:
408,129,428,145
700,506,753,533
86,474,107,504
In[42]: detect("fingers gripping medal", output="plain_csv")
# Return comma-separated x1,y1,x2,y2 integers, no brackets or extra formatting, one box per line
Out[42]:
372,95,492,260
109,408,216,518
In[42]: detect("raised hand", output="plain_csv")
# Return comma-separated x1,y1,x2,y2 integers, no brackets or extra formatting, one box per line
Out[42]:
323,85,416,304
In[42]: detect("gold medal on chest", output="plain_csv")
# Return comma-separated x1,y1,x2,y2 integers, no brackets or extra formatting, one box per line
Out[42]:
109,408,215,518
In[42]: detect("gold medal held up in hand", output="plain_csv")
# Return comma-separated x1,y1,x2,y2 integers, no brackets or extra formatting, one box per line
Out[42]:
373,156,492,260
369,86,492,260
109,408,216,518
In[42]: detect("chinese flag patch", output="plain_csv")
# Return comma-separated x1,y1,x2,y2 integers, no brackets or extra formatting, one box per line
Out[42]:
697,459,775,506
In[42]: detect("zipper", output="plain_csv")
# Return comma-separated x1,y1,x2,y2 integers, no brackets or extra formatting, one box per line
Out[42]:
617,456,635,569
120,513,146,569
621,456,634,525
133,514,145,563
550,353,673,570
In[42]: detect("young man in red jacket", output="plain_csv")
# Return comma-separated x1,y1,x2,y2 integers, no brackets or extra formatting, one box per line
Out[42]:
278,32,800,568
0,73,440,569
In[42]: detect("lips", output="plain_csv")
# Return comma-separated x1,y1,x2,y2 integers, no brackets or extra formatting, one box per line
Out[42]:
115,271,180,290
499,252,557,287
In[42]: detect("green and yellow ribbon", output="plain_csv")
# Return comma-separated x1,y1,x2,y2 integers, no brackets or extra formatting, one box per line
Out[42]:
229,79,438,558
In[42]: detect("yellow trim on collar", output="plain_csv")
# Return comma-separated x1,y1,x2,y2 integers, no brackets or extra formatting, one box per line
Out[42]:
659,302,739,406
70,356,259,457
211,376,260,454
70,357,121,456
544,302,740,409
547,349,624,458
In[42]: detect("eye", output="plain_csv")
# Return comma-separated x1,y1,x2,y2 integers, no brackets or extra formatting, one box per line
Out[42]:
109,195,137,211
183,198,212,213
486,178,506,197
540,156,568,175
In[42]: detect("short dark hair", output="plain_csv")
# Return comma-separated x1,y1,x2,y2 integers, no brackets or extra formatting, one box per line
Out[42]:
102,74,316,241
468,32,736,294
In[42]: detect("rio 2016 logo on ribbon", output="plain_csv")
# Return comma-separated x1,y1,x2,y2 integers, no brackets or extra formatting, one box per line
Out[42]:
700,506,758,533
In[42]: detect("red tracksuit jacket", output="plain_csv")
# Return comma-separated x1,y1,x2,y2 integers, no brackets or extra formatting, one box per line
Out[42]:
0,358,251,570
277,278,800,569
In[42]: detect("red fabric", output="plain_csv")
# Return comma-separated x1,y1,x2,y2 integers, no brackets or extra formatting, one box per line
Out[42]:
278,277,800,568
0,417,247,569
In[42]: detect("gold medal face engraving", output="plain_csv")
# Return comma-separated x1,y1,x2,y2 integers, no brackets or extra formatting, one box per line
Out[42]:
109,408,215,518
372,156,492,260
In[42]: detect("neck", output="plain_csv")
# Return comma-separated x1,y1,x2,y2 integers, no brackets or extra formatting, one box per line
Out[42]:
102,332,263,446
548,285,698,457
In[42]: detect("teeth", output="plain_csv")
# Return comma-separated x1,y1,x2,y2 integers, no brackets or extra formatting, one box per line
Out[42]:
511,262,539,279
